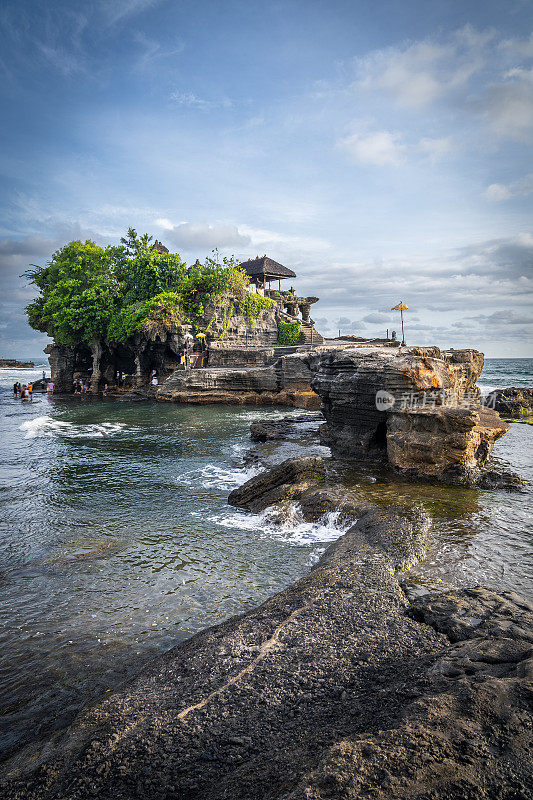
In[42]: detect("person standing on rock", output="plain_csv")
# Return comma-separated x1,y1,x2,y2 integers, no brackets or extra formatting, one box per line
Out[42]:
13,382,19,397
47,380,54,396
28,382,33,400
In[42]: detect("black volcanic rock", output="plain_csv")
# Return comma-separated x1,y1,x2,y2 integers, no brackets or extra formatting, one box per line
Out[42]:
2,506,531,800
486,387,533,417
227,456,325,512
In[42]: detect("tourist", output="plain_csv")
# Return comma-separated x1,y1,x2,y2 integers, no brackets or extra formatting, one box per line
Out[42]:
13,382,19,397
103,383,109,396
20,384,29,400
46,380,54,395
42,370,46,381
151,374,158,386
28,382,33,400
74,380,81,394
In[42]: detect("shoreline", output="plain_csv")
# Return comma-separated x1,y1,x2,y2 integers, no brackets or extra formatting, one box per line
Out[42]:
2,480,532,798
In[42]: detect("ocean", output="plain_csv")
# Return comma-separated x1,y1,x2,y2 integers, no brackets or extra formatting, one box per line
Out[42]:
0,357,531,762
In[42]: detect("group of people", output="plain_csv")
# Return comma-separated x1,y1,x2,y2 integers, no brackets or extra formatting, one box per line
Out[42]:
13,379,54,400
13,382,32,400
74,379,89,394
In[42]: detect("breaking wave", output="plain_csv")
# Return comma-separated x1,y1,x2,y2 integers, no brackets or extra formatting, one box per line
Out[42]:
176,462,261,491
207,503,353,546
20,416,126,439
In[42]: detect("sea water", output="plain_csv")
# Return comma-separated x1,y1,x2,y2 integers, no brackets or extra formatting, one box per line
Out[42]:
0,358,531,761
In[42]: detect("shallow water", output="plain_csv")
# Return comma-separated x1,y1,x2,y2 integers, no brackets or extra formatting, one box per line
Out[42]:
0,359,532,762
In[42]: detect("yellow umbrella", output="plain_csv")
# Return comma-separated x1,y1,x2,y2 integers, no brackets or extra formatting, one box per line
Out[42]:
195,332,206,338
391,302,408,344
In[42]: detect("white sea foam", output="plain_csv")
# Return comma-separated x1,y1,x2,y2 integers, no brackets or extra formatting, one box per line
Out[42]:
176,462,261,491
207,503,353,546
20,416,126,439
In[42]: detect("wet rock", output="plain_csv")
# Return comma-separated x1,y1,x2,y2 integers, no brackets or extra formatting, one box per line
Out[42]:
296,486,371,523
476,468,525,491
227,456,325,512
2,511,531,800
250,413,322,441
116,391,153,403
486,387,533,417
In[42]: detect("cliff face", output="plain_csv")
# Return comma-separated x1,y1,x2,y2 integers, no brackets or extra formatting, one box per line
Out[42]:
156,353,320,409
306,346,509,483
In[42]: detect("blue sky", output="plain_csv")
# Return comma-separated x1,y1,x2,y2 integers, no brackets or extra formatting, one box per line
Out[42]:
1,0,532,357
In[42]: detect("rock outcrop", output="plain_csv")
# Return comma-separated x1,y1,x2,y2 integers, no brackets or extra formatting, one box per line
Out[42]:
486,387,533,417
249,413,322,441
387,404,509,482
2,504,531,800
156,353,320,410
306,346,512,484
227,456,325,512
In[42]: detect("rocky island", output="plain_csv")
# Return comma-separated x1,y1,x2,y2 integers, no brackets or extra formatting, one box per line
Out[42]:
5,231,530,799
0,358,34,368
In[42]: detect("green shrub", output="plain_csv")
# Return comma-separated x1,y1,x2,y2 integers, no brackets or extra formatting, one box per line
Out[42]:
278,320,301,346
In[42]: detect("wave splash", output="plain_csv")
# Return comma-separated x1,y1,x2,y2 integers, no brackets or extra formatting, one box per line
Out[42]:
208,503,353,546
176,463,261,491
20,416,126,439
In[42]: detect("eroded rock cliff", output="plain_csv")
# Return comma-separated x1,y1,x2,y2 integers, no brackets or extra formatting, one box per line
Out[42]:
306,346,511,484
156,353,320,409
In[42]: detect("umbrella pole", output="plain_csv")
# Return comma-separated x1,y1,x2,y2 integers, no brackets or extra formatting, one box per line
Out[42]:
401,309,405,345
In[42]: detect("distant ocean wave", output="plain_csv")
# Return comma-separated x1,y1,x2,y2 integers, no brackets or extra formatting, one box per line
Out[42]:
20,416,126,439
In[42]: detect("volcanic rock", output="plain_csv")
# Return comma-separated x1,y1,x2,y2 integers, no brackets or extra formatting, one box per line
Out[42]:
227,456,325,512
306,346,512,484
157,354,320,410
2,506,531,800
249,413,322,441
486,387,533,417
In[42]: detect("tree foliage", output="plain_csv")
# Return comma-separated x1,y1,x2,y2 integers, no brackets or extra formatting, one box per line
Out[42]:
277,320,301,346
25,230,274,347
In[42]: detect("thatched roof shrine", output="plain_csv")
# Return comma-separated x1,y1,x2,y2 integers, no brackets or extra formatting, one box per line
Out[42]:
151,240,169,254
239,255,296,283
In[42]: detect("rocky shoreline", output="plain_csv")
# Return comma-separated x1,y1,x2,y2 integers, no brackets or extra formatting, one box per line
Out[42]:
1,446,532,799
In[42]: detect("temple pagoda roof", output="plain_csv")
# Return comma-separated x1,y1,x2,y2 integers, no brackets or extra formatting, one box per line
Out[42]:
151,239,169,254
239,255,296,280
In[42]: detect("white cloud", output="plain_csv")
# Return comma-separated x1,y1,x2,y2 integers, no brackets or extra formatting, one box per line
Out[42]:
483,174,533,201
338,129,406,167
499,32,533,59
355,26,493,110
483,67,533,141
483,184,512,202
418,136,454,162
170,91,233,110
154,217,175,230
164,222,250,251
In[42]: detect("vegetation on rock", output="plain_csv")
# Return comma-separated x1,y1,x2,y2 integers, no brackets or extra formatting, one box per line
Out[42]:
277,320,301,346
25,229,274,346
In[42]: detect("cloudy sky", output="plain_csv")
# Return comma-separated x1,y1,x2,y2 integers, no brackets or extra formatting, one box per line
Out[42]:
1,0,532,358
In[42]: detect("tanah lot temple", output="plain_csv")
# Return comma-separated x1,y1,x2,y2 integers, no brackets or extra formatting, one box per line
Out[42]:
44,249,399,405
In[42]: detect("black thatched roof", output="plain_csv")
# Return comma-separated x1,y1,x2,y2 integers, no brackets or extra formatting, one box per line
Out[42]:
151,239,169,254
239,255,296,280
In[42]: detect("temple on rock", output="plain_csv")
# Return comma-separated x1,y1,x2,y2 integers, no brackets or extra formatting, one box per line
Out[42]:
44,250,328,394
240,255,296,293
42,247,398,398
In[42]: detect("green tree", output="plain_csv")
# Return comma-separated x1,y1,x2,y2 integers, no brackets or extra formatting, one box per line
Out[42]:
26,240,120,346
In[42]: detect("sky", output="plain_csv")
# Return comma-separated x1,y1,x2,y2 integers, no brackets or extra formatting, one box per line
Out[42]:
0,0,532,358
